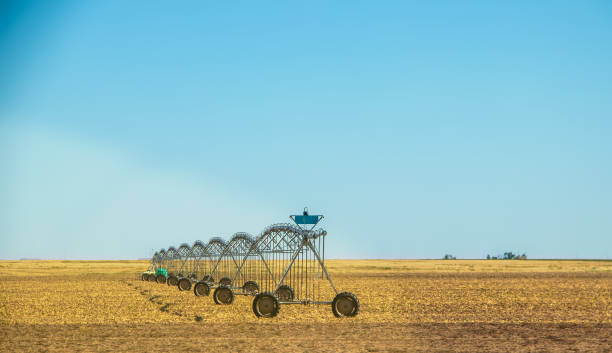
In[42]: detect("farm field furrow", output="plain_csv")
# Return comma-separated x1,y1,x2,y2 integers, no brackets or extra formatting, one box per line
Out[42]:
2,323,610,353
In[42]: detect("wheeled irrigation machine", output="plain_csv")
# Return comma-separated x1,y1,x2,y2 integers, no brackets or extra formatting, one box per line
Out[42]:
141,209,360,318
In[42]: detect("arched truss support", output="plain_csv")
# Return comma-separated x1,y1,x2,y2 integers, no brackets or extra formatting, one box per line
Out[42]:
231,224,301,286
189,240,208,279
209,233,254,284
275,226,337,296
176,243,193,276
165,247,180,275
234,223,334,301
156,249,167,271
152,251,159,269
200,237,226,280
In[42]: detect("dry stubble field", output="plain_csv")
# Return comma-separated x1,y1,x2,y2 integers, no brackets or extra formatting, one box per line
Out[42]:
0,260,611,352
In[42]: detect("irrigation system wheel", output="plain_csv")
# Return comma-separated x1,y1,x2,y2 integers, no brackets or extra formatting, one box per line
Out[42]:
156,274,166,284
275,285,294,301
242,281,259,295
178,278,192,291
252,292,280,318
193,281,210,297
219,277,232,286
213,286,234,305
202,275,214,283
167,275,179,286
331,292,360,317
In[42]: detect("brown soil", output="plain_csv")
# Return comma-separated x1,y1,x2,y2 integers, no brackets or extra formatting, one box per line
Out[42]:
1,260,610,352
1,323,610,352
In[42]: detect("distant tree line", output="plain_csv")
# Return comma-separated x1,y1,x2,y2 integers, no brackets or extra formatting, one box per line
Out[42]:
486,252,527,260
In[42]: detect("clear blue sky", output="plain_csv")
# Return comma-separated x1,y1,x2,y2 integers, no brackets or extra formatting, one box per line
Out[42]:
1,1,611,259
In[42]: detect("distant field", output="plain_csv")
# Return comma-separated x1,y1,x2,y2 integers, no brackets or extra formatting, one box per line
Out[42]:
1,260,610,352
2,258,610,277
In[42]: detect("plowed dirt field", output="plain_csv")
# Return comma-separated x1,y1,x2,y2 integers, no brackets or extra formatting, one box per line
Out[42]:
1,260,610,352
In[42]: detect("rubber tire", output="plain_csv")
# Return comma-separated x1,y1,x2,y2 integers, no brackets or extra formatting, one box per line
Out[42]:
178,278,192,291
275,285,294,301
242,281,259,295
156,274,166,284
252,292,280,318
219,277,232,286
193,281,210,297
141,273,147,281
167,275,179,287
213,286,234,305
331,292,360,318
147,274,156,282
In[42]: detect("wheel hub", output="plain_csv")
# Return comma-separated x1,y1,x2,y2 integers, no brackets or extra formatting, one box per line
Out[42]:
258,297,275,315
336,297,355,315
218,288,231,303
196,284,208,295
277,289,291,301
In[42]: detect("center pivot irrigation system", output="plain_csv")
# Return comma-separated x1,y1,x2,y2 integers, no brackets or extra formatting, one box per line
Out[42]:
142,209,359,318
